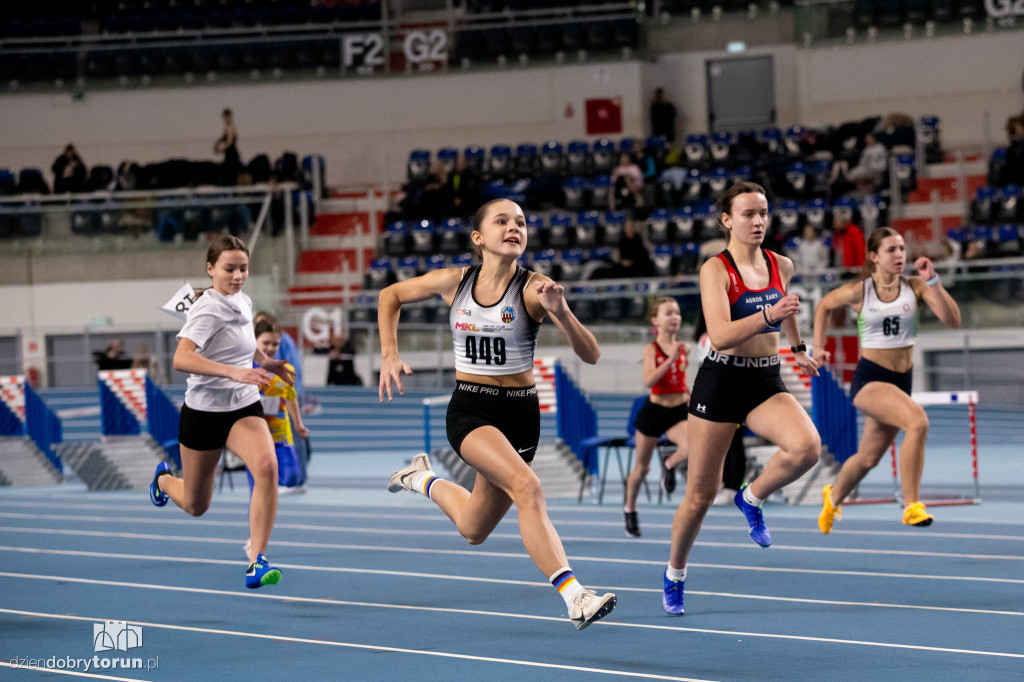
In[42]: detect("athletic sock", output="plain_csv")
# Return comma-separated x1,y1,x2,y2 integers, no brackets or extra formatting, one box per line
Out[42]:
666,565,687,582
742,485,764,508
549,567,585,608
411,471,440,500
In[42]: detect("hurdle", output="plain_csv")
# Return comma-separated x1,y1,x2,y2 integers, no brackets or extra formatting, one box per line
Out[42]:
843,390,981,507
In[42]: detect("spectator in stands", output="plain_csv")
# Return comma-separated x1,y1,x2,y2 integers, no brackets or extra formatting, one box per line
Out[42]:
52,144,87,194
326,333,362,386
610,152,645,236
790,224,830,275
444,157,482,219
616,216,655,278
829,132,888,196
831,218,866,272
214,108,243,186
94,337,132,371
999,115,1024,185
131,343,164,384
650,88,677,145
877,112,916,150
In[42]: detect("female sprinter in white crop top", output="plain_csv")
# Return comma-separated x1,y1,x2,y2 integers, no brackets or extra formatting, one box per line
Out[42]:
813,227,961,532
149,234,294,589
378,198,616,631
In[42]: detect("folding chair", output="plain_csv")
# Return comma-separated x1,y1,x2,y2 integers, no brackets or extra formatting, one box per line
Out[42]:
586,396,677,504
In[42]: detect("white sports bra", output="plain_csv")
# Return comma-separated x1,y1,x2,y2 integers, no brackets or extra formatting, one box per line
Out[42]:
858,276,918,349
450,265,541,375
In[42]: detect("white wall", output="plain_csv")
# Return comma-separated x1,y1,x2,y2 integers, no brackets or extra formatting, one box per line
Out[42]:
650,31,1021,149
1,62,647,189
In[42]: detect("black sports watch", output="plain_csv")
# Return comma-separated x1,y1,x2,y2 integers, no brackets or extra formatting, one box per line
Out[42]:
791,343,807,354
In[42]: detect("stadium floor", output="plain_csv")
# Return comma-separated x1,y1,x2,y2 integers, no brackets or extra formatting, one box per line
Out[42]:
1,446,1022,681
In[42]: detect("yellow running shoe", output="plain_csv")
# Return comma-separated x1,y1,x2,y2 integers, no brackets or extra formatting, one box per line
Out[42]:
818,484,839,534
902,501,934,527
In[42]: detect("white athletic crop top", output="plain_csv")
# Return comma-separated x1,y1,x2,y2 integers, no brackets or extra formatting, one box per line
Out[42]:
450,265,541,375
857,276,918,349
177,289,260,412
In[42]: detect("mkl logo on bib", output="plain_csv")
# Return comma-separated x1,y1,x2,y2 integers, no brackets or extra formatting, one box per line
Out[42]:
501,306,515,324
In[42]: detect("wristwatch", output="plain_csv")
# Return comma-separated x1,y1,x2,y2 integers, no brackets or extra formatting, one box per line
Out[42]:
791,343,807,354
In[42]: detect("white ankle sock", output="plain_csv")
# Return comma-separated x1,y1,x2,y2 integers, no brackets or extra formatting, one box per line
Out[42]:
666,565,687,582
410,471,440,499
742,485,764,508
549,567,585,608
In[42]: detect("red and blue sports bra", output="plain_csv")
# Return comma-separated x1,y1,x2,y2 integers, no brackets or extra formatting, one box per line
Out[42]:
716,248,784,334
650,342,688,396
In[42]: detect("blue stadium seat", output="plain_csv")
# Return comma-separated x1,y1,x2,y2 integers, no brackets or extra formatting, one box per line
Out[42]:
710,131,733,164
547,212,574,249
759,127,783,157
731,165,753,183
831,195,858,230
530,248,556,278
604,210,625,245
681,168,704,203
894,153,917,193
783,161,810,199
995,223,1022,256
970,224,993,245
395,255,420,282
805,198,828,233
784,126,806,158
706,167,730,200
672,206,695,241
384,221,409,256
425,252,447,271
450,252,474,268
525,213,546,251
407,149,430,183
539,141,564,174
995,184,1021,222
683,134,707,166
591,139,616,175
919,115,943,164
566,140,589,176
679,241,700,273
559,248,585,281
647,208,672,244
515,143,537,178
859,194,887,233
618,137,638,154
488,144,512,180
590,175,611,210
776,199,802,235
810,159,833,197
0,169,15,196
411,219,436,254
439,217,465,254
653,244,676,277
464,145,486,176
575,210,600,249
562,176,588,212
17,168,49,194
945,226,967,244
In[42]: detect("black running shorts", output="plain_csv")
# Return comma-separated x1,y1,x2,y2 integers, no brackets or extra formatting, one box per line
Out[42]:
178,400,264,451
446,381,540,463
849,357,912,401
633,398,688,438
687,350,789,424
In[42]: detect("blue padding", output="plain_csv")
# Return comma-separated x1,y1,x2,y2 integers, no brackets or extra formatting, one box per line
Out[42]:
0,396,24,436
99,378,141,436
146,377,180,468
24,382,62,471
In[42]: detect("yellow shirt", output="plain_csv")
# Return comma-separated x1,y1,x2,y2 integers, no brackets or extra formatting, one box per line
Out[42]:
258,363,296,445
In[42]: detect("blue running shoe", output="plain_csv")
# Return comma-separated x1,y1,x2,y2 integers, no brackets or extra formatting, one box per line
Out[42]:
735,485,772,547
149,462,171,507
246,553,282,589
663,571,684,616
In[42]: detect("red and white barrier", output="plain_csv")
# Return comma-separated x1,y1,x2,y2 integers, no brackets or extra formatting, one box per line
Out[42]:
99,369,148,424
0,375,26,423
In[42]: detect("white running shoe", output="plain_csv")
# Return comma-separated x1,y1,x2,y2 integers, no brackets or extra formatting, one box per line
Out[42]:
568,590,616,631
712,487,735,506
387,453,432,493
243,538,252,561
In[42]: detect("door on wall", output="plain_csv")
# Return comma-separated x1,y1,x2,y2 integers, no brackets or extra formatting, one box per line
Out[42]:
706,55,775,132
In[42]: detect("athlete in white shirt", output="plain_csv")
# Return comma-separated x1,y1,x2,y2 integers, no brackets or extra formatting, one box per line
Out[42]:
813,227,961,531
379,198,616,631
149,235,294,589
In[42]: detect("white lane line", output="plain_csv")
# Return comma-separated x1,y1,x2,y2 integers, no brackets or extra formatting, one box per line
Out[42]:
0,609,715,682
3,499,1022,534
2,563,1023,618
0,661,146,681
1,517,1020,562
2,597,1023,662
1,528,1023,586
